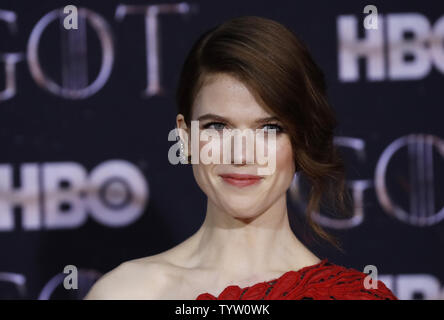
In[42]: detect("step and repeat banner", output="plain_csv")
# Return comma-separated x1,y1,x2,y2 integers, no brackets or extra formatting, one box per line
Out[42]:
0,0,443,299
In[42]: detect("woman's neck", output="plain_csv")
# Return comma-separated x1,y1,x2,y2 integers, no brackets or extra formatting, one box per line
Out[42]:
179,195,320,278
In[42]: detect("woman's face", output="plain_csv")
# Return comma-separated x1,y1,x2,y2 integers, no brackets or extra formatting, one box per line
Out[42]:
177,73,296,220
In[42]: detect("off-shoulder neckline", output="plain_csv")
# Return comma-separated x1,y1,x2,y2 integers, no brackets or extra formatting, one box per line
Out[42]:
248,258,329,286
197,258,330,298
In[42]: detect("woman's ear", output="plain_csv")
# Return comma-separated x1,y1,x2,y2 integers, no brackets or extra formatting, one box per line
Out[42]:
176,114,190,157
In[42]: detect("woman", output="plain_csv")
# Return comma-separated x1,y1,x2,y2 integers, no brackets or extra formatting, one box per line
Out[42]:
85,16,397,300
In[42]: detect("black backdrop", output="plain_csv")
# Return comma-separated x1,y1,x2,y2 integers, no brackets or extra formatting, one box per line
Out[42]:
0,0,443,300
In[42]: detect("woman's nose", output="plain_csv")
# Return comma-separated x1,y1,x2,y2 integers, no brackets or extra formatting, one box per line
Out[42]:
229,129,256,165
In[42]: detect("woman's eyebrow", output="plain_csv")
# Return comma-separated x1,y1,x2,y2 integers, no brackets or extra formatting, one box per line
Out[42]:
196,113,228,122
254,116,280,124
196,113,279,124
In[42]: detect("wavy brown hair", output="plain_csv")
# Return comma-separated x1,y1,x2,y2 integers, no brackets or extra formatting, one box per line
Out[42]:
175,16,353,251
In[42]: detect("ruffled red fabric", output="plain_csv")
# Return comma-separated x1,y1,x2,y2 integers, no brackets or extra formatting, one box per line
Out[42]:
195,258,398,300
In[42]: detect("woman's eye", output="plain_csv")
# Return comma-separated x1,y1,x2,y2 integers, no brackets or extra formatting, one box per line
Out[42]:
202,122,226,130
262,124,283,133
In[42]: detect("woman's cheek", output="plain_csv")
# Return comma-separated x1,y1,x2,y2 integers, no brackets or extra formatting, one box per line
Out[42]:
198,131,224,164
276,136,295,173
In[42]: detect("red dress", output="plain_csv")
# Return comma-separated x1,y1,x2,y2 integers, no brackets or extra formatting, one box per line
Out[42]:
195,258,398,300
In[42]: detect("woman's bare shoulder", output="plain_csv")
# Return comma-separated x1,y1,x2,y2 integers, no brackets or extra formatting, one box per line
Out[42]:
84,255,171,300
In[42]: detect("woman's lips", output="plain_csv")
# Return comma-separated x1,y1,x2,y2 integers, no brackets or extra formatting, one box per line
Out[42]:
219,173,263,188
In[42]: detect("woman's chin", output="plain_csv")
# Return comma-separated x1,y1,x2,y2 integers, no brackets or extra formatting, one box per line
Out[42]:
233,214,260,223
222,206,262,220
